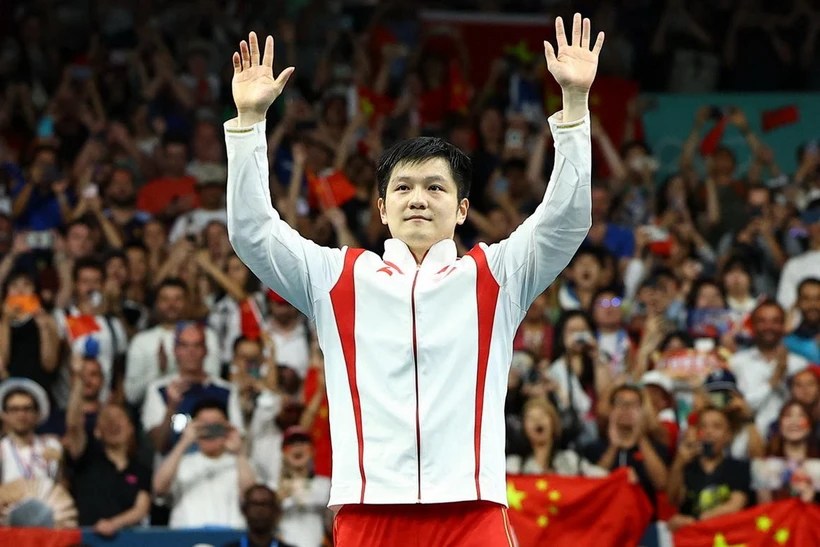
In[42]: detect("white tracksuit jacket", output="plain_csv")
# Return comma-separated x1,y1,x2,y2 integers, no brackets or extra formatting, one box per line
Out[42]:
225,111,591,508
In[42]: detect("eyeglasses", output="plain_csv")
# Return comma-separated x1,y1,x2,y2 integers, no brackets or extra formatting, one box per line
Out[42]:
597,297,622,308
4,405,37,414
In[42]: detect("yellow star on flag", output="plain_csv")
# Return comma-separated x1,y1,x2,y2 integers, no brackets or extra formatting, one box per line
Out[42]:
548,506,559,515
506,481,527,511
774,528,789,545
756,515,773,532
548,490,561,502
712,533,746,547
537,515,548,528
536,479,548,492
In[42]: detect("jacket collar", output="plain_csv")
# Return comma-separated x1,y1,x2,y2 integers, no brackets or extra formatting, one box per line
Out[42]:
382,238,458,274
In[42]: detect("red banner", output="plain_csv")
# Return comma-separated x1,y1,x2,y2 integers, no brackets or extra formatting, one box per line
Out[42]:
506,469,652,547
673,499,820,547
0,528,81,547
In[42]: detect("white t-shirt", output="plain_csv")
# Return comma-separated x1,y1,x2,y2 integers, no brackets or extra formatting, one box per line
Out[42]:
249,390,284,487
168,208,227,243
270,320,311,378
169,451,245,529
277,475,332,547
0,435,62,484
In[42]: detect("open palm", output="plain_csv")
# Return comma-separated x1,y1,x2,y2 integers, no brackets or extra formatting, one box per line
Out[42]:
232,32,295,114
544,14,604,94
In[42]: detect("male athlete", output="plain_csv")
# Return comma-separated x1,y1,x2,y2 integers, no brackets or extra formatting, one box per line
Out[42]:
226,13,603,546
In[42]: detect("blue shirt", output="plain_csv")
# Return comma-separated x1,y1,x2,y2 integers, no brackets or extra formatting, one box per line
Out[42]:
784,331,820,364
11,179,74,230
587,223,635,260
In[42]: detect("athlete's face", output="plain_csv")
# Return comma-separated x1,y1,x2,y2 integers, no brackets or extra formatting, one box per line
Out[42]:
378,158,469,258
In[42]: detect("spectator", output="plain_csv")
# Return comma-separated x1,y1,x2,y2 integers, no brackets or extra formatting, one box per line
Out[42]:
512,291,554,361
222,484,298,547
790,368,820,427
103,167,151,245
168,165,228,244
64,355,151,535
0,378,61,484
592,288,635,378
10,145,73,230
640,371,679,452
557,246,605,311
153,398,255,530
506,398,605,477
52,258,128,407
756,400,819,503
266,290,310,379
784,278,820,363
730,301,808,435
136,136,199,220
0,269,59,389
276,426,331,547
124,278,221,406
777,201,820,310
583,385,669,514
141,322,242,455
667,407,751,532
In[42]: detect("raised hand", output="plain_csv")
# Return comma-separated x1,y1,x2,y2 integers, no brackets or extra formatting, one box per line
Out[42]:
232,32,295,124
544,14,604,94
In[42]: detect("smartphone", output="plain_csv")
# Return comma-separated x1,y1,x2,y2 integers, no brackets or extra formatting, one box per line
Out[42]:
708,391,730,408
642,226,669,243
572,331,593,345
25,231,54,250
88,290,103,308
5,294,41,316
82,184,99,199
505,129,524,150
36,116,55,139
701,441,715,458
200,423,228,439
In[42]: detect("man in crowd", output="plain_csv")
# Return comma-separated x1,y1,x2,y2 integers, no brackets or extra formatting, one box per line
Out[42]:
730,301,808,435
222,484,297,547
784,278,820,363
125,278,221,407
153,398,255,529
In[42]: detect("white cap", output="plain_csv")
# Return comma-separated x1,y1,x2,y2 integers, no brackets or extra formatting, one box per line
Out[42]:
640,370,674,395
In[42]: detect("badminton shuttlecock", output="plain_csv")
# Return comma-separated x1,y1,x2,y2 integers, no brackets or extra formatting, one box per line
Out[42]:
0,478,78,528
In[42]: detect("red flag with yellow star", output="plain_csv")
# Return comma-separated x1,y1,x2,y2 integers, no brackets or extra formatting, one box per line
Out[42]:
673,499,820,547
506,469,652,547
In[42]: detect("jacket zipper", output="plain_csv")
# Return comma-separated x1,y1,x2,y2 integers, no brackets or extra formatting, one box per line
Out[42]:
411,269,422,502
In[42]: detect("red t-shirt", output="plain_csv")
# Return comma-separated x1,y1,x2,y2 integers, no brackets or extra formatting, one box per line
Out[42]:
136,175,199,215
303,367,332,478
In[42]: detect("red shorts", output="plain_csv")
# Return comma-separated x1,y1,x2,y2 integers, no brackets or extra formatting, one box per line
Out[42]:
333,501,516,547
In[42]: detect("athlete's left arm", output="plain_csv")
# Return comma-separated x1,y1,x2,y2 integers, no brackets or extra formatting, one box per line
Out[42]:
478,13,601,312
480,110,591,311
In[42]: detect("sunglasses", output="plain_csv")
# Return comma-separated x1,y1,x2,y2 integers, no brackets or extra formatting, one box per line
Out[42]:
596,297,622,308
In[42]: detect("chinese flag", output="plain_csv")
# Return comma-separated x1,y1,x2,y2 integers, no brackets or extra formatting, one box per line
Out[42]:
700,116,729,157
0,528,81,547
447,61,471,114
506,469,652,547
238,298,263,341
304,367,332,478
64,314,101,341
306,169,357,210
357,86,395,121
673,499,820,547
761,106,799,132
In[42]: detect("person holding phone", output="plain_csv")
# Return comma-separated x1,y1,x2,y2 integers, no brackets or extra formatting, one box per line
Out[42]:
667,407,751,532
153,398,256,530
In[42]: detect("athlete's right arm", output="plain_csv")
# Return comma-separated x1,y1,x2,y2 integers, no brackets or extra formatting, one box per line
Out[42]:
226,32,344,317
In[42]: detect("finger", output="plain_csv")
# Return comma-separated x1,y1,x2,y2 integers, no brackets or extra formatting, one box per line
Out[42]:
592,31,605,56
275,66,296,89
240,40,251,69
249,31,260,66
262,35,274,68
582,17,591,49
544,41,557,67
572,13,582,47
555,16,568,48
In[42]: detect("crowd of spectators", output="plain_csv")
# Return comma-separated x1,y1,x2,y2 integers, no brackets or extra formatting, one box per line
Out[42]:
0,0,819,545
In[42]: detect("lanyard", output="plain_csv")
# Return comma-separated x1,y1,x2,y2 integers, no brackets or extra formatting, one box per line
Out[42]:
7,438,42,480
240,537,279,547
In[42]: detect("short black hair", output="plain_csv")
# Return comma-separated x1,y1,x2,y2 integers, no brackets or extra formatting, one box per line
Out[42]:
157,277,189,296
798,277,820,297
376,137,472,201
233,335,261,352
73,257,104,282
2,389,39,413
609,384,643,406
64,218,93,237
191,398,228,420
